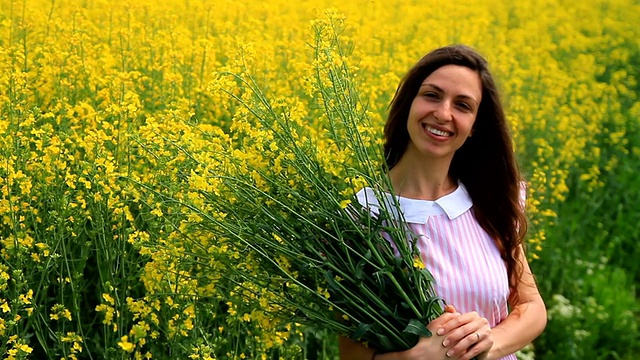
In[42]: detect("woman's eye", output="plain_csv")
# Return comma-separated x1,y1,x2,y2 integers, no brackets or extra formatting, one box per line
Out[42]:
457,102,471,111
423,92,438,99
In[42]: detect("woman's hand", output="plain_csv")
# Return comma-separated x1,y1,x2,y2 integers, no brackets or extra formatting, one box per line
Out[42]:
434,311,493,360
376,305,462,360
344,306,493,360
404,309,460,360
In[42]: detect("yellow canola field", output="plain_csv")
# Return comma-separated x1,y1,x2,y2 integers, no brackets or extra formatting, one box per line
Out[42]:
0,0,638,359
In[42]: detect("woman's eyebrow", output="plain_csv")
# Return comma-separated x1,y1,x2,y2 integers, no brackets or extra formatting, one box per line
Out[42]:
419,83,443,92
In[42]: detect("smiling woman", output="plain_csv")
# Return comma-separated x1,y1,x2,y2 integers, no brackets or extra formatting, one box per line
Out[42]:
340,45,547,360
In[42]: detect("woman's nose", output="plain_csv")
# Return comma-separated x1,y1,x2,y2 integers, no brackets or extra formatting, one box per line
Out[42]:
434,101,452,122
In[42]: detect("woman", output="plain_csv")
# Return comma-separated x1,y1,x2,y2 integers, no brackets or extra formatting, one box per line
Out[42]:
340,45,546,360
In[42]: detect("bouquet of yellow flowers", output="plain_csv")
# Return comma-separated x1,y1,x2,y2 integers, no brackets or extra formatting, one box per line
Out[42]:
155,15,447,352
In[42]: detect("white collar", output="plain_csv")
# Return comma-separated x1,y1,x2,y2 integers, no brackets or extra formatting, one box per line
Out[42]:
355,182,473,224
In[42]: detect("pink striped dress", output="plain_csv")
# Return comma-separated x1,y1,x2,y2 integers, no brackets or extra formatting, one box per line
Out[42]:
356,183,517,360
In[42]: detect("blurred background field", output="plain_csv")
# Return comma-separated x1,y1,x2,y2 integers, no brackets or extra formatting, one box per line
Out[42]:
0,0,638,359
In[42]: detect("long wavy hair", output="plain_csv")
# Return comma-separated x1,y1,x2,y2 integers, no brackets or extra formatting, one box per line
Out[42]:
383,44,528,299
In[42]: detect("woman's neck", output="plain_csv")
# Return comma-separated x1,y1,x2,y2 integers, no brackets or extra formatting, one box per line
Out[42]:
388,150,456,201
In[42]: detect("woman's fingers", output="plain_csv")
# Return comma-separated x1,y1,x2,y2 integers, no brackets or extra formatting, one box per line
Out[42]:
437,311,484,336
428,310,460,331
436,312,493,359
451,330,493,360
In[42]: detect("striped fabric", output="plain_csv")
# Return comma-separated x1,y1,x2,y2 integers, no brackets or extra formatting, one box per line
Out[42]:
356,183,517,360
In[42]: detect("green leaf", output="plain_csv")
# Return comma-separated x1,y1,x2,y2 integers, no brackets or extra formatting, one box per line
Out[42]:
354,258,367,280
323,270,340,291
352,322,374,340
419,268,436,282
371,270,388,293
402,319,432,337
394,256,404,268
373,333,394,351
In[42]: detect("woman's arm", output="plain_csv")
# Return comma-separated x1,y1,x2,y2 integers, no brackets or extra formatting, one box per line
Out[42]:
486,248,546,359
339,333,452,360
339,336,376,360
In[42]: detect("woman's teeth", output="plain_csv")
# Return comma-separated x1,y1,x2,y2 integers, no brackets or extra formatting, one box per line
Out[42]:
425,125,452,137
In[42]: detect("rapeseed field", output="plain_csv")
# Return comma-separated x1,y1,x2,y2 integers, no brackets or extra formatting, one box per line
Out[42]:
0,0,638,359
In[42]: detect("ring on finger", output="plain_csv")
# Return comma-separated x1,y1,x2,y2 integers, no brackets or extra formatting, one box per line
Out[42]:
475,332,480,342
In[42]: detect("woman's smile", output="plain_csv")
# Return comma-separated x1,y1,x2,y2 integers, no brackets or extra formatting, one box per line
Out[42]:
422,123,454,138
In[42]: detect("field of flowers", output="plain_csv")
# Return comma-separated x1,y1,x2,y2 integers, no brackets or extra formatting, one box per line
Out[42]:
0,0,638,359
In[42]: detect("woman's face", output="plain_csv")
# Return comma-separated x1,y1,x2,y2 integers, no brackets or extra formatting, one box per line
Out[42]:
405,64,482,162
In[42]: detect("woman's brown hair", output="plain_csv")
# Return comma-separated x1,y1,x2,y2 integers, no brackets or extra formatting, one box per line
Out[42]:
383,45,527,299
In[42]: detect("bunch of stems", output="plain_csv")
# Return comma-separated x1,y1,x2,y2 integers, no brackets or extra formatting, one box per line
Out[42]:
152,17,446,352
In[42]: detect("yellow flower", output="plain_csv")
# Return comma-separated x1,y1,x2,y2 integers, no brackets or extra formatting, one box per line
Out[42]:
339,199,351,209
50,304,72,321
118,336,135,353
102,293,115,306
150,207,163,217
317,286,330,299
1,301,10,313
17,343,32,354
